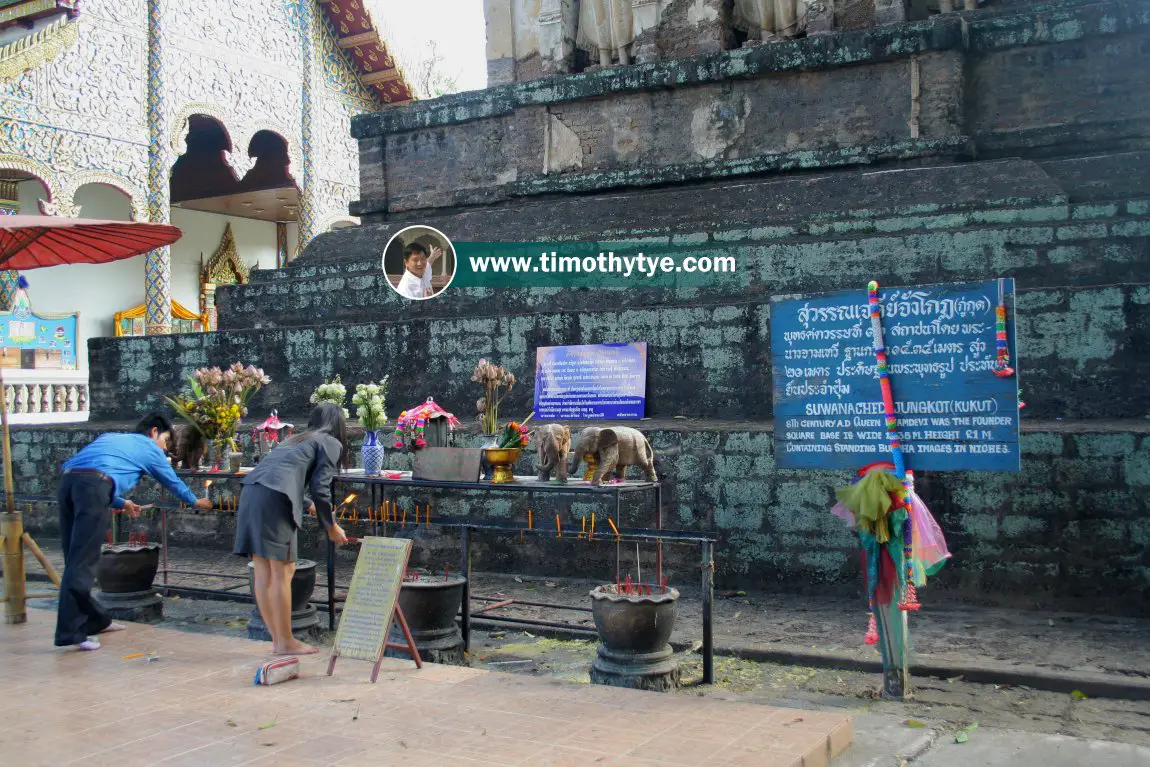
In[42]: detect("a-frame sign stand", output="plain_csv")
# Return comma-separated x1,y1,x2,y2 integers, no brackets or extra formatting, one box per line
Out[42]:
326,537,423,682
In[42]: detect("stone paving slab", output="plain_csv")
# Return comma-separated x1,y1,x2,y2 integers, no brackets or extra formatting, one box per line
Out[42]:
0,618,851,767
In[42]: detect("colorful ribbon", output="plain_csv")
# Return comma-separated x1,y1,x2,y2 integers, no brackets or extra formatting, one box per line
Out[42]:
994,278,1014,377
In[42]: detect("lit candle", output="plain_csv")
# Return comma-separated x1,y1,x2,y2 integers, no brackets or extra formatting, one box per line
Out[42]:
203,480,213,502
590,513,595,540
528,509,533,529
402,508,407,528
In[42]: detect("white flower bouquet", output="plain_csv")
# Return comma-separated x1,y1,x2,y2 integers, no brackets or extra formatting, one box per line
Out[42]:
310,374,348,419
352,376,390,432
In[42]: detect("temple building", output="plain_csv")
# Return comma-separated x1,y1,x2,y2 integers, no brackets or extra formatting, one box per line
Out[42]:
0,0,413,420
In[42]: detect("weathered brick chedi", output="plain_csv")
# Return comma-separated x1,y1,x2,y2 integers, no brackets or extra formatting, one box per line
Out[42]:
15,0,1150,614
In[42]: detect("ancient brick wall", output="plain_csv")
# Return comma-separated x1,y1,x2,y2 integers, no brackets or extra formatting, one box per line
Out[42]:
351,1,1150,217
88,279,1150,425
18,0,1150,615
12,422,1150,615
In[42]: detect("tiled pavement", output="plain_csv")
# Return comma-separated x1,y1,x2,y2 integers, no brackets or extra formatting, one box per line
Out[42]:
0,618,852,767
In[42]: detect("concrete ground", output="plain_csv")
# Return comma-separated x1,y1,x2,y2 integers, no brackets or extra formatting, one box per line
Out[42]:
11,541,1150,764
12,597,1150,766
0,614,852,767
23,541,1150,693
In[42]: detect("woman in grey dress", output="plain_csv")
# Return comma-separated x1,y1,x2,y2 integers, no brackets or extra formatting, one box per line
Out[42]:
234,403,349,654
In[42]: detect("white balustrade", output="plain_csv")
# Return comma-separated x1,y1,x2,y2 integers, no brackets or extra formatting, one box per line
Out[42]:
1,369,89,424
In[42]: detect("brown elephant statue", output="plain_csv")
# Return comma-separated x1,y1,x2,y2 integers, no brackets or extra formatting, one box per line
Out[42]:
171,423,205,469
534,424,572,483
568,426,657,486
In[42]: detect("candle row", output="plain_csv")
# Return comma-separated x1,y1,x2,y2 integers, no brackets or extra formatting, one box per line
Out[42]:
546,512,623,541
614,575,670,595
330,499,433,527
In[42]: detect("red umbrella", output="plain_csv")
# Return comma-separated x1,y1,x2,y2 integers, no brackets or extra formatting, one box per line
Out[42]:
0,215,185,625
0,215,183,269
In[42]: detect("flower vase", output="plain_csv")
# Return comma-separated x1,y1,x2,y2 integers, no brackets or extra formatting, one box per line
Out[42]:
477,434,500,481
483,448,521,484
361,430,386,476
202,441,221,471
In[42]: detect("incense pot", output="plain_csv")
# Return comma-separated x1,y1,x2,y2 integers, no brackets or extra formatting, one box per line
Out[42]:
246,559,319,641
386,575,468,665
483,447,520,484
95,543,163,623
589,584,681,692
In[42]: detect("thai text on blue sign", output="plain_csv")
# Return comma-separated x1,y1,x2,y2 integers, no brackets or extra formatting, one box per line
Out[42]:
534,342,647,420
770,280,1020,472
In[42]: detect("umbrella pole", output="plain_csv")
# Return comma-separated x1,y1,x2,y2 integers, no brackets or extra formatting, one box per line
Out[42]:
0,367,27,623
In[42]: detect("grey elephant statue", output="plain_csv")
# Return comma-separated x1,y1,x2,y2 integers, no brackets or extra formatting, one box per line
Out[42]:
569,426,657,486
535,424,572,483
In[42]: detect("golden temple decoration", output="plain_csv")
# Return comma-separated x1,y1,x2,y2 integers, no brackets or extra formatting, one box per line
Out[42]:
202,222,251,286
114,300,206,337
0,16,79,84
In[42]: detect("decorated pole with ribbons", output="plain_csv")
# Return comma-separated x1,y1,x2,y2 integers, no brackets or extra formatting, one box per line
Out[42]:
866,280,912,698
828,281,953,699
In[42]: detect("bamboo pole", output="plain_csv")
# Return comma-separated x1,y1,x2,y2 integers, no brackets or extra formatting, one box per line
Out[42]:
22,532,60,587
0,367,27,624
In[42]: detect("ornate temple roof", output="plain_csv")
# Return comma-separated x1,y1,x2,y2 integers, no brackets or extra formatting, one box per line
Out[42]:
318,0,415,105
0,0,76,31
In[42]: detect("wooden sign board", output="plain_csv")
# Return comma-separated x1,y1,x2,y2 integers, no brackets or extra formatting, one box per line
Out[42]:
412,447,483,483
327,536,421,681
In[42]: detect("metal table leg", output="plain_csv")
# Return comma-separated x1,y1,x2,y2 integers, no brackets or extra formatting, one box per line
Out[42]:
327,537,336,631
615,490,622,583
701,540,714,684
460,525,471,651
655,484,663,587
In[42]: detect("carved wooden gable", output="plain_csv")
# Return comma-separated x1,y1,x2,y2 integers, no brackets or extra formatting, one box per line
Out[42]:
201,222,250,287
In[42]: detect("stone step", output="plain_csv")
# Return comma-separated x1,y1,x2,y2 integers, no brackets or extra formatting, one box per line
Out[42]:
90,281,1150,425
216,205,1150,331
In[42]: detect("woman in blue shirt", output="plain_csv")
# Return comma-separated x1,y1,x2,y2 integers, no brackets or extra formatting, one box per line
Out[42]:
235,402,349,655
57,413,211,650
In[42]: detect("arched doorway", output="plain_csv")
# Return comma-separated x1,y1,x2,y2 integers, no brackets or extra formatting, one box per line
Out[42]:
167,115,300,324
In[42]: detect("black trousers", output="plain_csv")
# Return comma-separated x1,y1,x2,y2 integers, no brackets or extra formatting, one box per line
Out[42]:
54,473,114,646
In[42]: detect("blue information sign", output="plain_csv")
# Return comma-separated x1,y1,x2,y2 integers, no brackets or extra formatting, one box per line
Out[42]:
771,280,1020,472
534,342,647,420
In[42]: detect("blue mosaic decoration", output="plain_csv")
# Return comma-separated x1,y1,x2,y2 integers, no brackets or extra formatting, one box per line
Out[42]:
0,179,20,310
145,0,171,335
297,0,316,257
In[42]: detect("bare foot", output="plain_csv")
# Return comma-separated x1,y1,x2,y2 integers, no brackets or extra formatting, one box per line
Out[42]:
273,640,319,655
99,622,126,634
